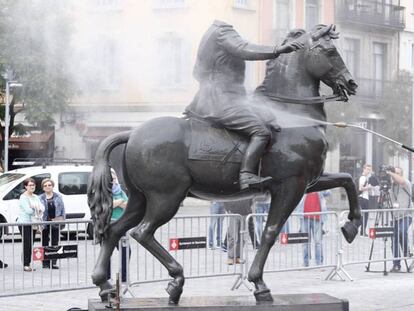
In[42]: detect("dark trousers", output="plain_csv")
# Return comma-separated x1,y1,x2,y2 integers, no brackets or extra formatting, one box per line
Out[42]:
106,239,131,282
392,217,412,267
42,225,60,266
359,197,369,235
19,225,36,266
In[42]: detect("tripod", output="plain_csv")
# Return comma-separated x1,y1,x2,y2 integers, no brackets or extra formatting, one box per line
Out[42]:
366,188,410,274
365,188,393,275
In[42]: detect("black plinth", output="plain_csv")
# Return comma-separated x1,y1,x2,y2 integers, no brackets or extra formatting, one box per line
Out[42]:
88,293,349,311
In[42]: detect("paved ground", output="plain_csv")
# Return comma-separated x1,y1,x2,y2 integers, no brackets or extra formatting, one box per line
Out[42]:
0,200,413,310
1,262,413,310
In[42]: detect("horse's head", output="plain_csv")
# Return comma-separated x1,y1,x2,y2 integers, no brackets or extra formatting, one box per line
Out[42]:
303,24,358,100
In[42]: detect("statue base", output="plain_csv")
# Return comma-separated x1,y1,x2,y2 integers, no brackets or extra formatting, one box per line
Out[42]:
88,293,349,310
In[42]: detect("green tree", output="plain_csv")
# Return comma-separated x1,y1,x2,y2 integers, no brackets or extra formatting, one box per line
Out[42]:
377,70,412,157
0,0,75,161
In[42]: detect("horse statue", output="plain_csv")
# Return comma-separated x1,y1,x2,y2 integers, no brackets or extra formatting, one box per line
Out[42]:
88,24,360,303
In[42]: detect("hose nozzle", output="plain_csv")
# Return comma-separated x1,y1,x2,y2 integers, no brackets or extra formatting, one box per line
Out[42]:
333,122,348,128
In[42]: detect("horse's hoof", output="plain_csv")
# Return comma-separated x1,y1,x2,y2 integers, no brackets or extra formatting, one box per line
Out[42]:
99,287,116,302
254,288,273,302
166,280,183,305
341,221,358,243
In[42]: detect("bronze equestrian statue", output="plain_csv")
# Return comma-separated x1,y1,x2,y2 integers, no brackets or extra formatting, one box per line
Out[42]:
88,23,360,304
185,20,304,190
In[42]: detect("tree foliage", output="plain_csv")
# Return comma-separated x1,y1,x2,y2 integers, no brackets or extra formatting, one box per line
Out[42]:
377,70,412,157
0,0,75,145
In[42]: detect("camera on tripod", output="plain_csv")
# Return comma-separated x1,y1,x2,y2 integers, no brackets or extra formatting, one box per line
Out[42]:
378,164,395,192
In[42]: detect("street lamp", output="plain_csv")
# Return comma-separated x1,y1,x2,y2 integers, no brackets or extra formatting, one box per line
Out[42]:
4,80,22,172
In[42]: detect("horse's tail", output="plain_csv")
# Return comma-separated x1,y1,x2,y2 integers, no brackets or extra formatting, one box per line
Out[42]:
87,130,132,244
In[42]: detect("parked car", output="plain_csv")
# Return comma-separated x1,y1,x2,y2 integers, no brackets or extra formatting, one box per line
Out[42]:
0,165,93,239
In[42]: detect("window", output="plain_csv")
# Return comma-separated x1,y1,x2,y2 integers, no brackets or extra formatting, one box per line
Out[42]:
153,0,186,9
4,173,50,200
373,42,387,97
97,39,120,90
233,0,249,9
157,35,189,88
411,43,414,70
0,173,24,187
273,0,290,40
58,172,90,195
343,38,360,78
305,0,320,30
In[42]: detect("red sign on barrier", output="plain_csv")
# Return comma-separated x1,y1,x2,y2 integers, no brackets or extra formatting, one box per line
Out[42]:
169,237,206,250
369,228,376,239
280,233,288,244
33,247,44,261
170,238,180,251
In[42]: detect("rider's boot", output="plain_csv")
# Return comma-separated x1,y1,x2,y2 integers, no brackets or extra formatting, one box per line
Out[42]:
239,135,272,190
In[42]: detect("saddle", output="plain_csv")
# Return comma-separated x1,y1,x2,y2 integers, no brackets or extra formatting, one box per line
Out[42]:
188,118,248,165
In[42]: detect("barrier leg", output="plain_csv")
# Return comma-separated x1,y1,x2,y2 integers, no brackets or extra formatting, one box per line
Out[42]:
325,249,353,281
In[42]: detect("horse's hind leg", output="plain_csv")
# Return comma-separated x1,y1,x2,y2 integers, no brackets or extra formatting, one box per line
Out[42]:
92,191,146,301
129,188,189,304
307,172,361,243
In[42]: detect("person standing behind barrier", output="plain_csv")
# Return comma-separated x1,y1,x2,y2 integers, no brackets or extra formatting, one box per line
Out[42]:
358,164,373,236
17,178,45,272
388,167,412,272
208,201,225,249
253,194,270,243
222,199,253,265
107,169,131,282
298,191,330,267
39,178,65,269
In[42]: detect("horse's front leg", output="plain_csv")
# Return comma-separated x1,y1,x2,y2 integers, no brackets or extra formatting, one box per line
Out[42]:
248,178,305,302
307,172,361,243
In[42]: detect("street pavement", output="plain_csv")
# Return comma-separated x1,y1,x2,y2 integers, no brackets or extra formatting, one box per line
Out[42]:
0,199,413,310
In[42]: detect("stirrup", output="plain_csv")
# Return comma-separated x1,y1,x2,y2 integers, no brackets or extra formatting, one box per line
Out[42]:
240,172,272,190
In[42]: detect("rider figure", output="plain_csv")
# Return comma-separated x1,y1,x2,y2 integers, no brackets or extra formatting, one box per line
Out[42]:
185,20,304,190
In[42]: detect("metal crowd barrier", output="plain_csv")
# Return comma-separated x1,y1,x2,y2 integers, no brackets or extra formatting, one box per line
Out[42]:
126,214,244,295
235,212,340,289
0,219,98,297
1,210,412,298
337,208,414,280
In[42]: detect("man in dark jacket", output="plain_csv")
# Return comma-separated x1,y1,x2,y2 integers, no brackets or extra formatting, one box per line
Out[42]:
185,20,304,190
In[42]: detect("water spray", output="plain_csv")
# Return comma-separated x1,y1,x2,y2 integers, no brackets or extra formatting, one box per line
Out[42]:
330,121,414,153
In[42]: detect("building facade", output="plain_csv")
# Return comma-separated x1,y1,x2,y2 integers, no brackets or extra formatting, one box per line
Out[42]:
15,0,410,182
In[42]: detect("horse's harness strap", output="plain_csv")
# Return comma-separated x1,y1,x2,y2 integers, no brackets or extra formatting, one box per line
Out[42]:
264,92,341,105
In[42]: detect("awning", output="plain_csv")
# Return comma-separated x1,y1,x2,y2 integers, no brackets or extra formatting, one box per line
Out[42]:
82,126,131,143
0,130,54,151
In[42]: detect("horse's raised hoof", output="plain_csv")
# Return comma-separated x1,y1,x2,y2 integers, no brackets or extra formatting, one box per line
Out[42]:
166,280,183,305
254,288,273,303
99,287,116,302
341,221,358,243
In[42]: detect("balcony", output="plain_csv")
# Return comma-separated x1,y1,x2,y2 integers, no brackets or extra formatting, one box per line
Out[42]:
336,0,405,31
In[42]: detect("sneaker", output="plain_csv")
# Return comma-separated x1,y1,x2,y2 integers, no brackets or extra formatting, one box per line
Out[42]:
23,266,33,272
0,261,7,269
227,259,235,265
235,258,245,264
221,245,227,252
390,265,401,273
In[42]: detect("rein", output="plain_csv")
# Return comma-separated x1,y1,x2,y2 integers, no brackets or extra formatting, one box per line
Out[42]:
263,92,343,105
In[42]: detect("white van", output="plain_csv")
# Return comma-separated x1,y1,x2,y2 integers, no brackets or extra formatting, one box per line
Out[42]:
0,165,93,238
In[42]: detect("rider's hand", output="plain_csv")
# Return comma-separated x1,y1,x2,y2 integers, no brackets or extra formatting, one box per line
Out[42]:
277,41,305,54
